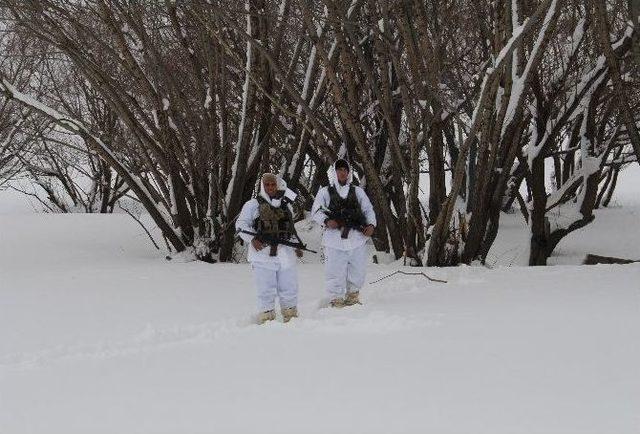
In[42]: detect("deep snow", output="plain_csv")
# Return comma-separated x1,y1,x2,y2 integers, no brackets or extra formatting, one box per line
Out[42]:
1,166,639,433
1,218,639,433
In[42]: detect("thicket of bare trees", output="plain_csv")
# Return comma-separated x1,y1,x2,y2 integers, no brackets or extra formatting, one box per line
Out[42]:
0,0,638,265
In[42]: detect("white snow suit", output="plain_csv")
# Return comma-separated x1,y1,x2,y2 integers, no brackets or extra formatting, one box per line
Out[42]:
236,177,299,312
311,161,377,300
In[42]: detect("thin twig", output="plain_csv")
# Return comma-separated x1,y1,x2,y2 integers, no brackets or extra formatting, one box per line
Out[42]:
162,234,173,253
369,270,448,285
118,203,160,250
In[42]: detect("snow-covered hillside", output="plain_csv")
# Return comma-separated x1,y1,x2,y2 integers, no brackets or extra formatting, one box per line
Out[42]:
2,206,640,433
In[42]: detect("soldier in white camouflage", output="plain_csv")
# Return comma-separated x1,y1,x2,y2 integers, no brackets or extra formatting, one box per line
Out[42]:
236,173,303,324
311,159,376,307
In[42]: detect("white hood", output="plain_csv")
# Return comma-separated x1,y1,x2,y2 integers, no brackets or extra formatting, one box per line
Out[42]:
326,160,353,199
258,174,297,207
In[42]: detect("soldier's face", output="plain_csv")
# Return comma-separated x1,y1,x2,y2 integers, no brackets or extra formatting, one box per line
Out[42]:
263,179,278,197
336,167,349,185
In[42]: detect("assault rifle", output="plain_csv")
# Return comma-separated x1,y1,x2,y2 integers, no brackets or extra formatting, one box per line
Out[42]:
236,229,318,256
321,206,368,239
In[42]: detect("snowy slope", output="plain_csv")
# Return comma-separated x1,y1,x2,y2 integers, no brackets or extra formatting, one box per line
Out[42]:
2,211,640,433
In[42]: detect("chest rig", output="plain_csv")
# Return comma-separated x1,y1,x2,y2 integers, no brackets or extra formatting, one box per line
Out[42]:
254,195,295,242
328,185,360,212
327,185,366,239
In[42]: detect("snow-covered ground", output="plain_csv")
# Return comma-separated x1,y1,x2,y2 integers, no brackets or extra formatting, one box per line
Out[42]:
488,164,640,267
1,167,639,433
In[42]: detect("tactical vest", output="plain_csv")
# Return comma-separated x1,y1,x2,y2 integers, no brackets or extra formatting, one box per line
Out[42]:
254,195,294,240
328,185,365,222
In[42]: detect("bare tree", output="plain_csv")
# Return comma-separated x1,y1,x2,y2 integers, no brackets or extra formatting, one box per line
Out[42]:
1,0,637,265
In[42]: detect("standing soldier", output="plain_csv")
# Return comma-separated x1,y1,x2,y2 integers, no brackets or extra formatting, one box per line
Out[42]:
236,173,303,324
311,159,376,307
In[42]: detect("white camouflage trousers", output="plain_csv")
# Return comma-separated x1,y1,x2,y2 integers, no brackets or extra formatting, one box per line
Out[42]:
324,244,368,299
252,263,298,312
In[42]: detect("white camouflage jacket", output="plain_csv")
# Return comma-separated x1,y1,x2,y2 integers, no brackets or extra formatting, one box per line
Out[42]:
236,177,298,270
310,161,377,251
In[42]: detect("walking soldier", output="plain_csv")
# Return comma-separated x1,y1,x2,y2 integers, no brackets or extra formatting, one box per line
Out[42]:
311,159,376,307
236,173,303,324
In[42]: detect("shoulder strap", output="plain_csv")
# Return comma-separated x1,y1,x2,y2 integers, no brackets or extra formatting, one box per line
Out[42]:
347,185,357,202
